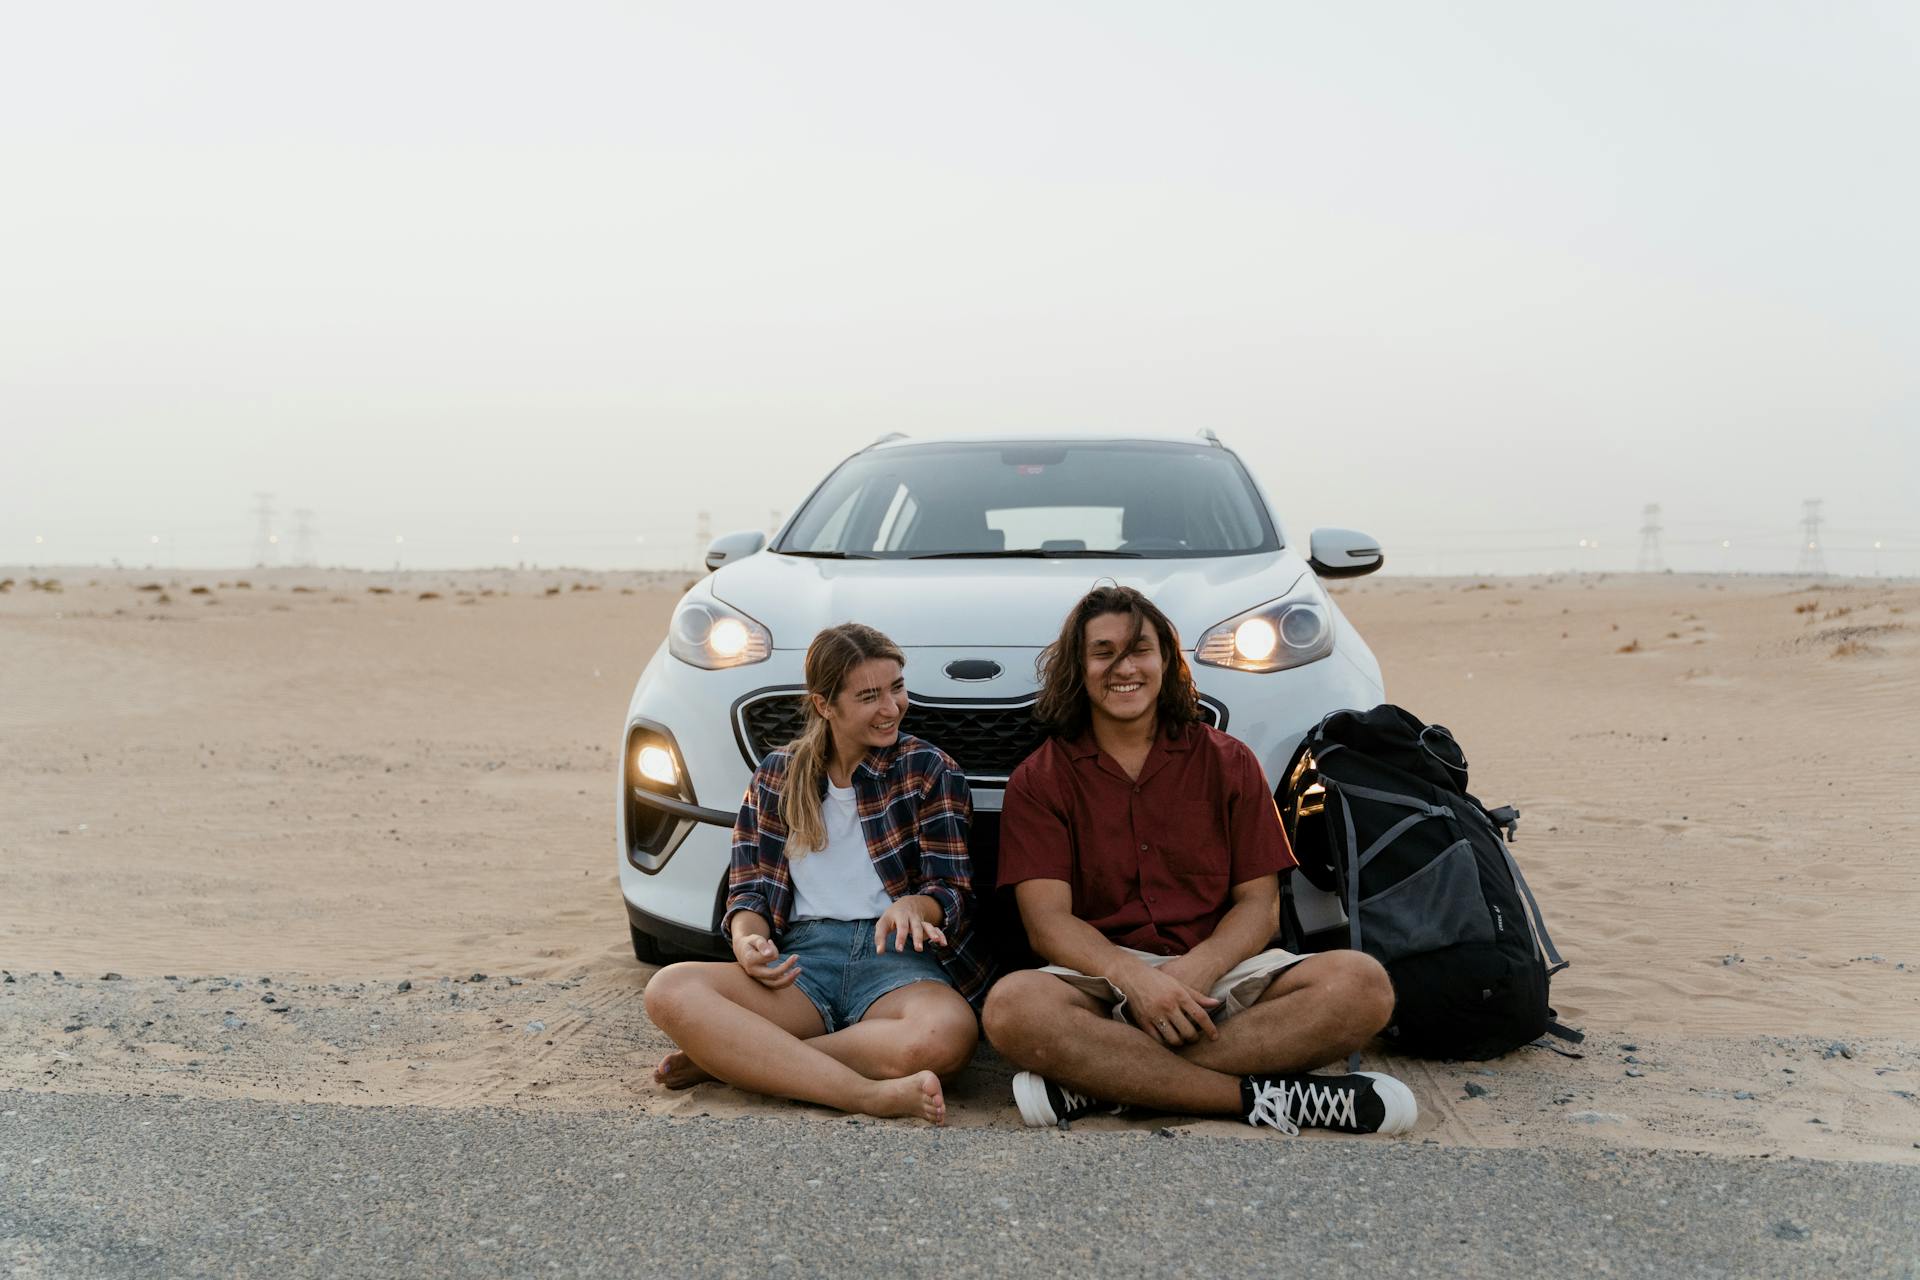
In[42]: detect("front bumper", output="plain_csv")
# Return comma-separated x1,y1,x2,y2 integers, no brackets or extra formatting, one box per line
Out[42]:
624,896,731,959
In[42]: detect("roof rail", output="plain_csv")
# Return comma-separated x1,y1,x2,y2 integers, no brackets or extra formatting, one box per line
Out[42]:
1197,429,1223,447
865,432,909,450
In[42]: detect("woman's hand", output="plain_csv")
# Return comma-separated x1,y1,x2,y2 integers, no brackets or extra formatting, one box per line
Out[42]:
876,895,948,954
731,932,801,989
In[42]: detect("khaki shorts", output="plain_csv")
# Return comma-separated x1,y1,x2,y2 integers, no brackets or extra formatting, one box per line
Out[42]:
1040,946,1309,1027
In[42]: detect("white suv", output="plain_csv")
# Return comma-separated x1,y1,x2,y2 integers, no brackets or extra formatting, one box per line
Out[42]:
618,432,1385,963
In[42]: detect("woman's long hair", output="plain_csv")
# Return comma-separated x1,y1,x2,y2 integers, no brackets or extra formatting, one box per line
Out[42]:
781,622,907,854
1034,585,1200,740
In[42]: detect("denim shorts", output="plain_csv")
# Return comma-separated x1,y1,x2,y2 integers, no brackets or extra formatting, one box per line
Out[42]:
781,917,957,1033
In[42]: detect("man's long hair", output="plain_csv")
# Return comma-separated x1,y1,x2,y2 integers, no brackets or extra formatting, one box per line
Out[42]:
1034,585,1201,740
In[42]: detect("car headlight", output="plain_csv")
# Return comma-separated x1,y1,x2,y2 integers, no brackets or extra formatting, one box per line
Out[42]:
1194,584,1333,673
667,597,773,670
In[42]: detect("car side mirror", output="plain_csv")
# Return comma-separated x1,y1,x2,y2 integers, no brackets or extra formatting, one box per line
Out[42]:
1308,528,1383,579
704,530,767,572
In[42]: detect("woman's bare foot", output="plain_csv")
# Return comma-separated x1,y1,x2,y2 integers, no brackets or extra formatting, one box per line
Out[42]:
863,1070,947,1125
653,1050,715,1089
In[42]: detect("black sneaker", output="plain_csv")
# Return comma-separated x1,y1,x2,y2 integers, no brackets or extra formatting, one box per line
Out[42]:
1241,1071,1417,1136
1012,1071,1109,1128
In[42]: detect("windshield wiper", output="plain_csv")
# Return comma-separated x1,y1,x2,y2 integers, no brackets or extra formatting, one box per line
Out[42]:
910,549,1144,560
777,549,879,560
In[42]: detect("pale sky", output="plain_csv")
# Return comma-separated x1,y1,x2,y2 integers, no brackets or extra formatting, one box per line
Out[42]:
4,1,1915,575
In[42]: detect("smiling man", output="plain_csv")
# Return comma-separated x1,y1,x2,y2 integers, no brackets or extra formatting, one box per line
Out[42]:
982,585,1417,1136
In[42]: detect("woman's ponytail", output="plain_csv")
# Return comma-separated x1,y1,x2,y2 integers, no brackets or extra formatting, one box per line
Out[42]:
781,714,834,854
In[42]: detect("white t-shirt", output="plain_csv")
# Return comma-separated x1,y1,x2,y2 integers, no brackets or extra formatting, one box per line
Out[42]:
790,782,894,922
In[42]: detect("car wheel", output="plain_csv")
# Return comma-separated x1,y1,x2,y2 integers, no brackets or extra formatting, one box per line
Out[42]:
630,924,669,966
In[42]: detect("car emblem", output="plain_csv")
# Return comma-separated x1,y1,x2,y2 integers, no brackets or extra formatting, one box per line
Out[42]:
943,658,1002,682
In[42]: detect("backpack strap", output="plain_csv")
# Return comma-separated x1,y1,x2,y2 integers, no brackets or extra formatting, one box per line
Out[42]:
1357,808,1453,873
1329,779,1452,815
1320,779,1455,873
1340,792,1363,956
1544,1018,1585,1045
1339,793,1365,1075
1531,1029,1585,1055
1495,839,1568,975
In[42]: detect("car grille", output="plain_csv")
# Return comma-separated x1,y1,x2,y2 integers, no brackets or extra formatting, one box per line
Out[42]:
735,691,1222,783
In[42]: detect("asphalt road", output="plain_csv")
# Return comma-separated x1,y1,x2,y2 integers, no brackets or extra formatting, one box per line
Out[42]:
2,1090,1915,1279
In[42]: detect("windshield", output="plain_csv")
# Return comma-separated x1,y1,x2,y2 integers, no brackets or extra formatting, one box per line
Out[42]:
776,441,1280,559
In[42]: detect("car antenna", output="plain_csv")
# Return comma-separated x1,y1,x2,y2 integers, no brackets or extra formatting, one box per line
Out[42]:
1197,429,1223,447
865,432,909,450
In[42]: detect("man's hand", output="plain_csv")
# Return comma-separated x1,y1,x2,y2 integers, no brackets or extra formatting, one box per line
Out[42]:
1154,952,1217,996
876,895,948,954
1113,960,1221,1047
731,932,800,990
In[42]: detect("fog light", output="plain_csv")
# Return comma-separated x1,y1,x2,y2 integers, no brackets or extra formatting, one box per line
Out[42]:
1233,618,1279,662
635,744,678,787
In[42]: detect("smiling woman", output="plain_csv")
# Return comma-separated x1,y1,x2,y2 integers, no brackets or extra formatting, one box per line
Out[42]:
641,621,993,1124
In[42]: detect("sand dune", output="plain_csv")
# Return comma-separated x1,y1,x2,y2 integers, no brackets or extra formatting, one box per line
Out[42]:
2,568,1915,1161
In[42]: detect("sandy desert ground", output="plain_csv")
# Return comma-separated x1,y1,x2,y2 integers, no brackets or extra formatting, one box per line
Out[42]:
2,566,1916,1164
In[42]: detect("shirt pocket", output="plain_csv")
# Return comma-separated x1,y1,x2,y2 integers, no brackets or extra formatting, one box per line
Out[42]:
1151,801,1231,886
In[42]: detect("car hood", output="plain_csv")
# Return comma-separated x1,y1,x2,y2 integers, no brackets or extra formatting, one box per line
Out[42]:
708,551,1309,649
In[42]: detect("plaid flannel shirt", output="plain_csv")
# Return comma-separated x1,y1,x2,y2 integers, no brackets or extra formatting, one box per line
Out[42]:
723,733,991,1007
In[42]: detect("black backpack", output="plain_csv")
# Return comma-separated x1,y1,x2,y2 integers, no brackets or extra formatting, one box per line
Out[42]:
1278,704,1581,1060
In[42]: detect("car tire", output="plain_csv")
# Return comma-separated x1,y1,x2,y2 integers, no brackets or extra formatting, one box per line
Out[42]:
630,924,669,966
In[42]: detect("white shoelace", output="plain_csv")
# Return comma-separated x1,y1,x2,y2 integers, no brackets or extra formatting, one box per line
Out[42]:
1055,1085,1096,1117
1245,1078,1359,1137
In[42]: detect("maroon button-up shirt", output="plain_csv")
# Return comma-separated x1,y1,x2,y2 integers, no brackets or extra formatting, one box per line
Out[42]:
997,722,1296,956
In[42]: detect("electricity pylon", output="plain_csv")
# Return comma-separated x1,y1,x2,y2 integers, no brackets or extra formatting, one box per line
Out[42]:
1796,500,1827,576
1637,504,1665,573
